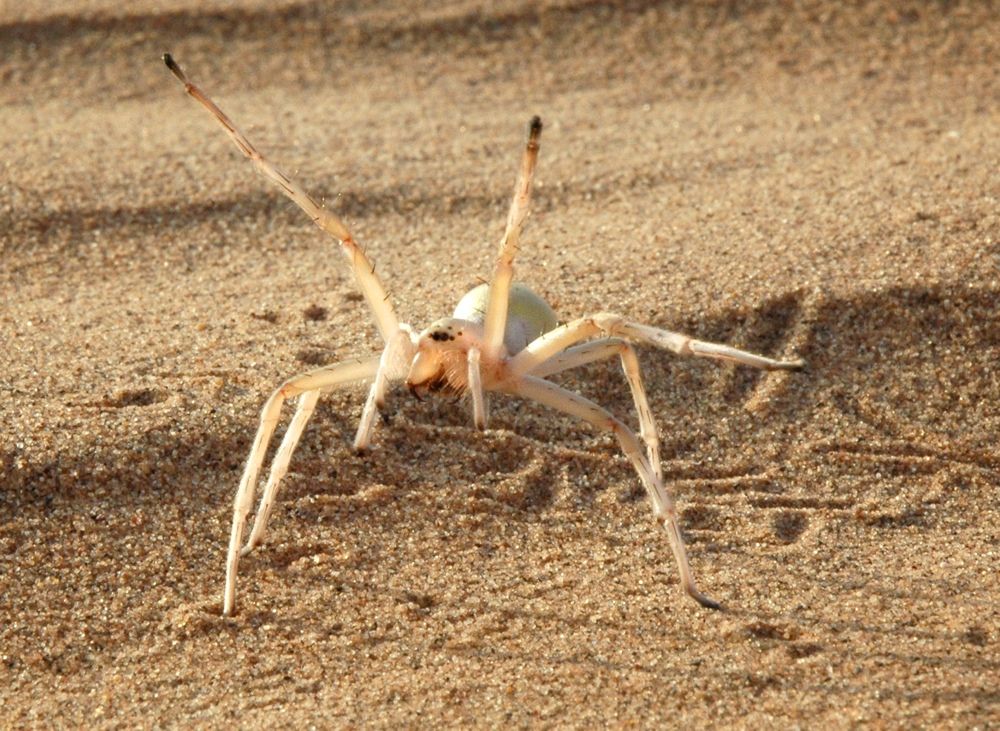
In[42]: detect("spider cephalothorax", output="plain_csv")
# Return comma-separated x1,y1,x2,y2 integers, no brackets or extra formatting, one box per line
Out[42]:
165,53,805,617
407,318,483,398
405,283,559,400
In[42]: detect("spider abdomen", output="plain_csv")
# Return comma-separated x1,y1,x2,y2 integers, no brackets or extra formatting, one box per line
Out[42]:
453,282,557,355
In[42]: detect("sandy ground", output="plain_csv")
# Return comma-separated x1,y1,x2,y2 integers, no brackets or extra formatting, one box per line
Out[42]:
2,1,998,727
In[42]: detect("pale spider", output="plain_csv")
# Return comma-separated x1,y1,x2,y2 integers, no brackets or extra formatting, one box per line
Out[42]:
164,54,805,617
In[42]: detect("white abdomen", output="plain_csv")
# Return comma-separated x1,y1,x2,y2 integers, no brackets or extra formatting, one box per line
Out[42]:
453,283,558,354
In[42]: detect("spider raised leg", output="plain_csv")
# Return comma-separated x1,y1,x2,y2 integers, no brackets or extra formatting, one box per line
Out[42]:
164,54,804,617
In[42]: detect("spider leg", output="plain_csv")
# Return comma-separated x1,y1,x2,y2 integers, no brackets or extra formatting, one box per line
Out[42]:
242,390,319,555
353,325,417,452
482,117,543,361
467,346,488,430
503,375,720,609
510,312,806,377
353,381,383,454
163,54,399,343
225,356,380,616
529,338,661,481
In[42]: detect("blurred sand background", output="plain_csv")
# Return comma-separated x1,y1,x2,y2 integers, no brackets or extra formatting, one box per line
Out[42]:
1,1,998,727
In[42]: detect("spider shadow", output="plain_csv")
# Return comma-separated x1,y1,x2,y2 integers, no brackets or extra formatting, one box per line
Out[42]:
295,396,586,518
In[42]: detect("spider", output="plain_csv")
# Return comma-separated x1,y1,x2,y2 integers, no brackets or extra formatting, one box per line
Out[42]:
164,54,805,617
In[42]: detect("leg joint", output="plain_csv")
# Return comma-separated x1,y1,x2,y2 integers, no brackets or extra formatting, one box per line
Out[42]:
591,312,625,334
615,339,635,357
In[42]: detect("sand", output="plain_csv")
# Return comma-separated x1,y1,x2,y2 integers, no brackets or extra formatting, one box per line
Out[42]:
1,1,998,727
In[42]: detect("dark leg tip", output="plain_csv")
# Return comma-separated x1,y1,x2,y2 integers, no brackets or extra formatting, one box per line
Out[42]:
528,116,543,140
686,585,723,611
162,53,187,83
697,595,723,611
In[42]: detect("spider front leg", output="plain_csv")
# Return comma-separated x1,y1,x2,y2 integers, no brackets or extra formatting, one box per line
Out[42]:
225,356,379,616
482,117,543,362
164,54,399,343
504,375,720,609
